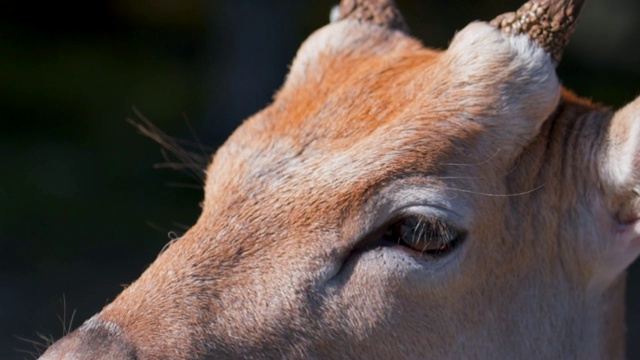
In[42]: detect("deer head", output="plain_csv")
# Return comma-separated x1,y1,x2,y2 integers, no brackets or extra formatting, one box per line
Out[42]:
40,0,640,359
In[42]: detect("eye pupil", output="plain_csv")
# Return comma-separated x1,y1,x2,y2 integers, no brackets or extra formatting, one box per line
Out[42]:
383,216,461,257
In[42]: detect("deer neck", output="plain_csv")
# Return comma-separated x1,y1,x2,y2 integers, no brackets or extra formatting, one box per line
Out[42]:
598,275,627,359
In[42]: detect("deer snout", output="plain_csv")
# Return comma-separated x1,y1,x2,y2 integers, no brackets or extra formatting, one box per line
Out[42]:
39,317,137,360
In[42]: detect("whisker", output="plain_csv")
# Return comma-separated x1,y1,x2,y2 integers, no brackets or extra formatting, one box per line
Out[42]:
14,348,38,360
443,148,502,167
14,332,54,360
14,335,50,349
439,184,546,197
67,309,76,337
437,176,479,180
58,295,66,337
183,112,211,160
128,107,209,184
36,332,55,347
159,231,181,255
145,221,172,234
171,222,192,231
164,182,204,190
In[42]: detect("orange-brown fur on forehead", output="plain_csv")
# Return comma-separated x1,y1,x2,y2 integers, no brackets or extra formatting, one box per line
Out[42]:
205,42,479,203
216,20,562,191
247,51,447,147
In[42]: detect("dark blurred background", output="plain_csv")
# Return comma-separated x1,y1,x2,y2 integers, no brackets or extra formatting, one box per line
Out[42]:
2,1,639,358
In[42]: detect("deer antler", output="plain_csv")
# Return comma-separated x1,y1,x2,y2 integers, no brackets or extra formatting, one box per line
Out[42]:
336,0,409,33
490,0,585,64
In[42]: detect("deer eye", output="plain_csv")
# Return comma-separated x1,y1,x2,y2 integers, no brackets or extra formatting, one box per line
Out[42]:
382,216,464,256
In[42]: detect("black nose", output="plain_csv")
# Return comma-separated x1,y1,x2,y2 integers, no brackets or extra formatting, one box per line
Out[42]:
39,317,137,360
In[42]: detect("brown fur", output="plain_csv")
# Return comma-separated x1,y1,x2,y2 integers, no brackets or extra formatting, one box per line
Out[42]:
40,1,639,359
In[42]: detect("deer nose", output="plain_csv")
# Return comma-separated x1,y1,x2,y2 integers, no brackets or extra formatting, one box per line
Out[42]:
39,317,137,360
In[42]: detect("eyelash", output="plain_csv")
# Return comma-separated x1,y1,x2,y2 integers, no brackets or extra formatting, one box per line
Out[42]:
382,215,464,257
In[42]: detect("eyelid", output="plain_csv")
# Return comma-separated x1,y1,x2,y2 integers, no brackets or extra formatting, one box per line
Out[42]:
363,181,472,237
382,212,466,257
392,206,464,231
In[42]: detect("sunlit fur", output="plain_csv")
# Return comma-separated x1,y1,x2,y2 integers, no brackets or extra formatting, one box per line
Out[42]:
40,3,639,360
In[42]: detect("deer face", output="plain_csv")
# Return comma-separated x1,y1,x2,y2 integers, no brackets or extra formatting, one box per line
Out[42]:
40,1,640,359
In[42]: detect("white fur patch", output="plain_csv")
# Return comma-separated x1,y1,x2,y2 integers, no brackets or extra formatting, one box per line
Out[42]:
79,315,123,337
286,21,354,85
329,5,341,23
445,22,560,139
601,99,640,190
286,20,417,87
594,96,640,286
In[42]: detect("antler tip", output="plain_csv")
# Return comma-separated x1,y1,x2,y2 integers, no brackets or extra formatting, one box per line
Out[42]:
336,0,409,32
490,0,586,64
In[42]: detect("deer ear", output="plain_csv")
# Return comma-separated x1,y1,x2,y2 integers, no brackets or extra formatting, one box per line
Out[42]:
600,96,640,224
593,96,640,284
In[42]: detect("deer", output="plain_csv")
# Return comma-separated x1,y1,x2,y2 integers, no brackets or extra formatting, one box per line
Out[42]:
39,0,639,358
